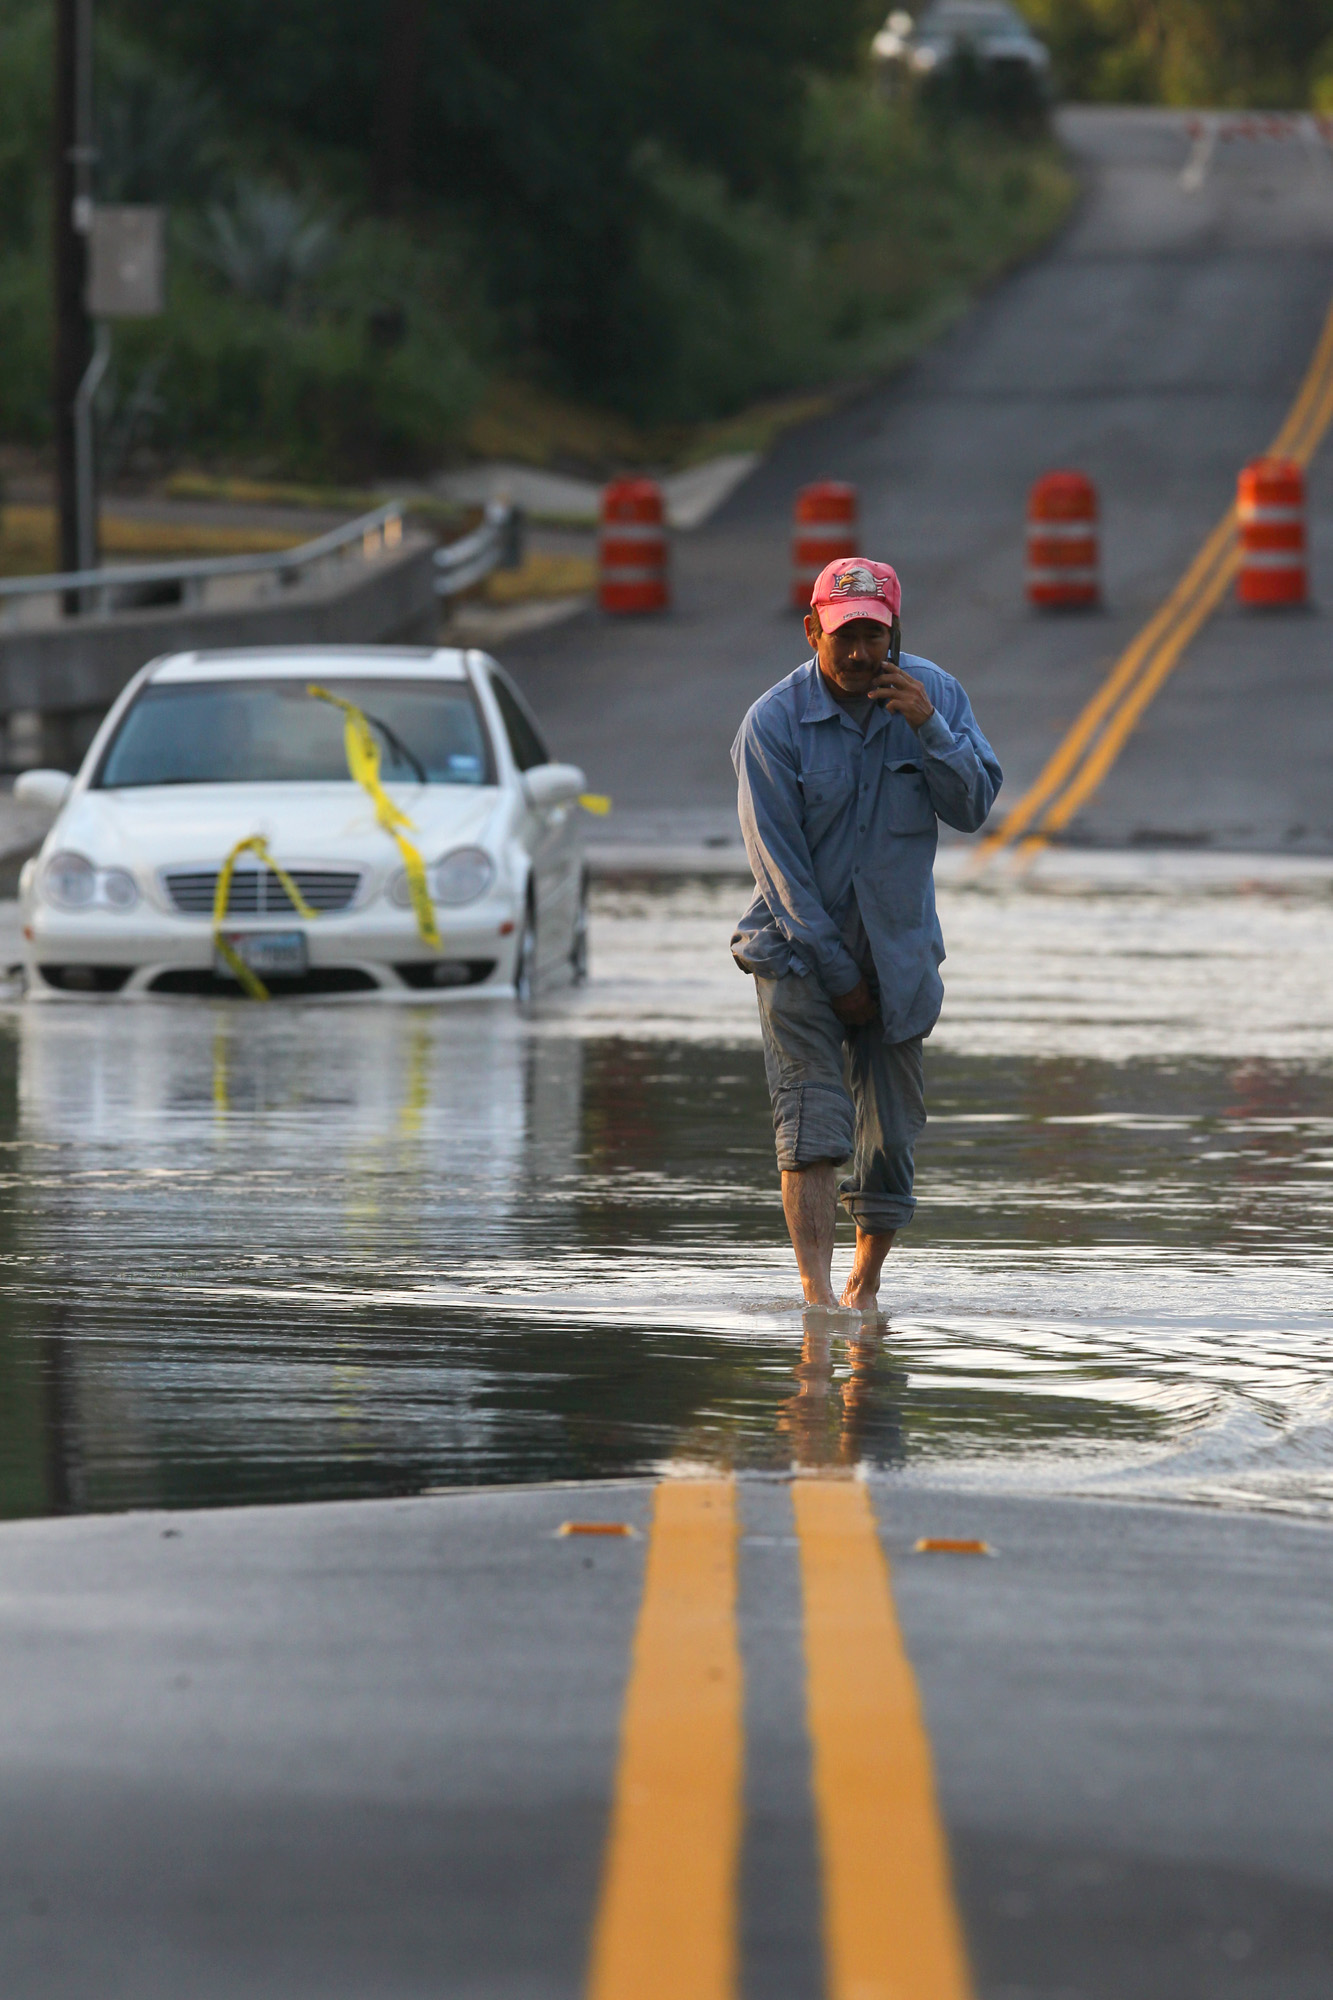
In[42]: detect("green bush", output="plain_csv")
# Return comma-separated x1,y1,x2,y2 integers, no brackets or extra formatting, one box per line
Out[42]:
1023,0,1333,104
614,147,821,422
0,0,49,255
108,249,481,478
0,249,49,442
94,29,226,204
580,83,1074,425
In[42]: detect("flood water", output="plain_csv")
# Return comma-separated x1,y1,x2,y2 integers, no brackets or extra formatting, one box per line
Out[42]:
2,855,1331,1521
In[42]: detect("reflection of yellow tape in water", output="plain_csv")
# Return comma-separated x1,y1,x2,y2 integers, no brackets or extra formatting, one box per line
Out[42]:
212,834,319,1001
307,683,441,950
580,793,612,815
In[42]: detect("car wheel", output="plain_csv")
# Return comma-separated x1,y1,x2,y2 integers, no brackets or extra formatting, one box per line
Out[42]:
570,872,589,985
515,901,538,1003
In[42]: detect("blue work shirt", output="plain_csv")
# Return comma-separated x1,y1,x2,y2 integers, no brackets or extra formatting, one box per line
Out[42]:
730,654,1002,1042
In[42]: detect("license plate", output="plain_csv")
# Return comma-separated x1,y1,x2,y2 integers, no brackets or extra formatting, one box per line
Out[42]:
214,930,308,979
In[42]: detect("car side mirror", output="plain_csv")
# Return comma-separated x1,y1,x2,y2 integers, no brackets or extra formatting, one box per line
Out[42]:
14,769,74,811
522,763,585,809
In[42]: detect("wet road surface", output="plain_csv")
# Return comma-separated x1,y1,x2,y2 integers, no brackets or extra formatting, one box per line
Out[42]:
4,863,1331,1522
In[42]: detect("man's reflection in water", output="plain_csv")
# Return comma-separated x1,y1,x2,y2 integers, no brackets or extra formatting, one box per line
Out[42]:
776,1311,907,1469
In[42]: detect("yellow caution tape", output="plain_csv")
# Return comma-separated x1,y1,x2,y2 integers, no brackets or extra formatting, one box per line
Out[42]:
579,793,612,815
212,834,319,1002
307,684,441,950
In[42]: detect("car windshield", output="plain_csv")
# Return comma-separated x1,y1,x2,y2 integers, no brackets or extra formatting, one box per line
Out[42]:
94,677,497,789
921,3,1023,29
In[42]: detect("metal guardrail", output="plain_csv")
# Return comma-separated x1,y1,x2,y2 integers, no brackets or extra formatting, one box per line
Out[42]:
0,495,524,624
434,501,524,598
0,502,409,621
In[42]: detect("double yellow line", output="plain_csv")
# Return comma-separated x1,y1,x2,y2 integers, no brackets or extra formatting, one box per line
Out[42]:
587,1477,972,2000
981,288,1333,862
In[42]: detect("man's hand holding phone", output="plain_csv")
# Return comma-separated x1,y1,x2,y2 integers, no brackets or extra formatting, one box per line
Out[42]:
868,662,935,729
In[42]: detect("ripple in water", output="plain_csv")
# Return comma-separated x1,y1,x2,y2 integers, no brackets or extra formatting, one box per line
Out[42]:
2,857,1330,1518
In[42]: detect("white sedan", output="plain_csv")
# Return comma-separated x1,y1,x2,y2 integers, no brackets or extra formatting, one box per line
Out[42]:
16,645,589,1001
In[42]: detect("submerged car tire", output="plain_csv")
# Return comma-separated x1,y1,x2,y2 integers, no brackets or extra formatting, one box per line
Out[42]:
570,872,589,985
515,901,538,1003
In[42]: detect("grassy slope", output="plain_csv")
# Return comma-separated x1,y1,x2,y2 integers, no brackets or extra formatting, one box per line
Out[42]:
453,114,1077,473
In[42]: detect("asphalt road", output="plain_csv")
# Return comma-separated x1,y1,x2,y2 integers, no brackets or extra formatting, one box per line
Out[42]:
1,1480,1328,1999
504,107,1333,853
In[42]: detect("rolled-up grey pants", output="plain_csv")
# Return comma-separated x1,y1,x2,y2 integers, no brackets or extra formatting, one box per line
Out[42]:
755,972,925,1232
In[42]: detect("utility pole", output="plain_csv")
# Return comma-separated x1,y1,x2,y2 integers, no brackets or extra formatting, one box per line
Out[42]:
371,0,427,212
53,0,94,586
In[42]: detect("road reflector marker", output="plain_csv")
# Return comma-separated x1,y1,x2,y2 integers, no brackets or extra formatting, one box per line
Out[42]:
558,1521,635,1537
587,1479,741,2000
914,1538,993,1556
794,1479,974,2000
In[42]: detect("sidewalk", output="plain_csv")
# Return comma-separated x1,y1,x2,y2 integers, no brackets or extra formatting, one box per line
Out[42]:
434,453,760,530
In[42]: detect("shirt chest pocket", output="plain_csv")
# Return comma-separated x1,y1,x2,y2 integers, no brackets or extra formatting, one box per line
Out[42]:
800,765,856,838
883,760,935,834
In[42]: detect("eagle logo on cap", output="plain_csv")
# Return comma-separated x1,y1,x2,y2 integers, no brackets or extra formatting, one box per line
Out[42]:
828,564,882,599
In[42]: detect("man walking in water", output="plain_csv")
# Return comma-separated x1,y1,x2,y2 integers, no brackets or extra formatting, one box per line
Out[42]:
731,557,1001,1309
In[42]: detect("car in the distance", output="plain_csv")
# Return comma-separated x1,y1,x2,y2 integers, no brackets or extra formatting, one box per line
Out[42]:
873,1,1051,89
16,644,589,1002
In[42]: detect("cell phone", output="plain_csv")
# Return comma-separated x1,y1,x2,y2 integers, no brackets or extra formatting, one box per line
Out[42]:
889,614,901,667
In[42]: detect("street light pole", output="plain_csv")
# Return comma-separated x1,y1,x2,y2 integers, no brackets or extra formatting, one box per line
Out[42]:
53,0,95,588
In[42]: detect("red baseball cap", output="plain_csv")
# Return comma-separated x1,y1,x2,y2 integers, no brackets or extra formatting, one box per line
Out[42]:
810,556,901,630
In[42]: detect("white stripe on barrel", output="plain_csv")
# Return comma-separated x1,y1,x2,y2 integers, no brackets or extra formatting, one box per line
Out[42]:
1026,471,1100,609
1237,458,1306,607
600,479,669,615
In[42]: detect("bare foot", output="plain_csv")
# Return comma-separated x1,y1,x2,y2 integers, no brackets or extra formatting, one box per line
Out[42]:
840,1226,897,1310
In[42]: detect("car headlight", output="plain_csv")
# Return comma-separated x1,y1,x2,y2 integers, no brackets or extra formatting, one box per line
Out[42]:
433,847,495,905
100,868,140,910
388,846,497,909
41,851,140,912
43,852,95,908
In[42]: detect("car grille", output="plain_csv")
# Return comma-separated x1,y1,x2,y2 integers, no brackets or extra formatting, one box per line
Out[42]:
149,968,379,997
163,867,363,917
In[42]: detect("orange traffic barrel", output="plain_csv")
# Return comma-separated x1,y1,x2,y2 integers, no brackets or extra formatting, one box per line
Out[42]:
791,481,858,610
1236,458,1307,606
1026,471,1100,608
599,479,668,614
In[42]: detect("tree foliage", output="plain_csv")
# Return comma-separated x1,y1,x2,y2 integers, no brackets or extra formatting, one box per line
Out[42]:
0,0,1075,469
1023,0,1333,105
107,0,880,397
